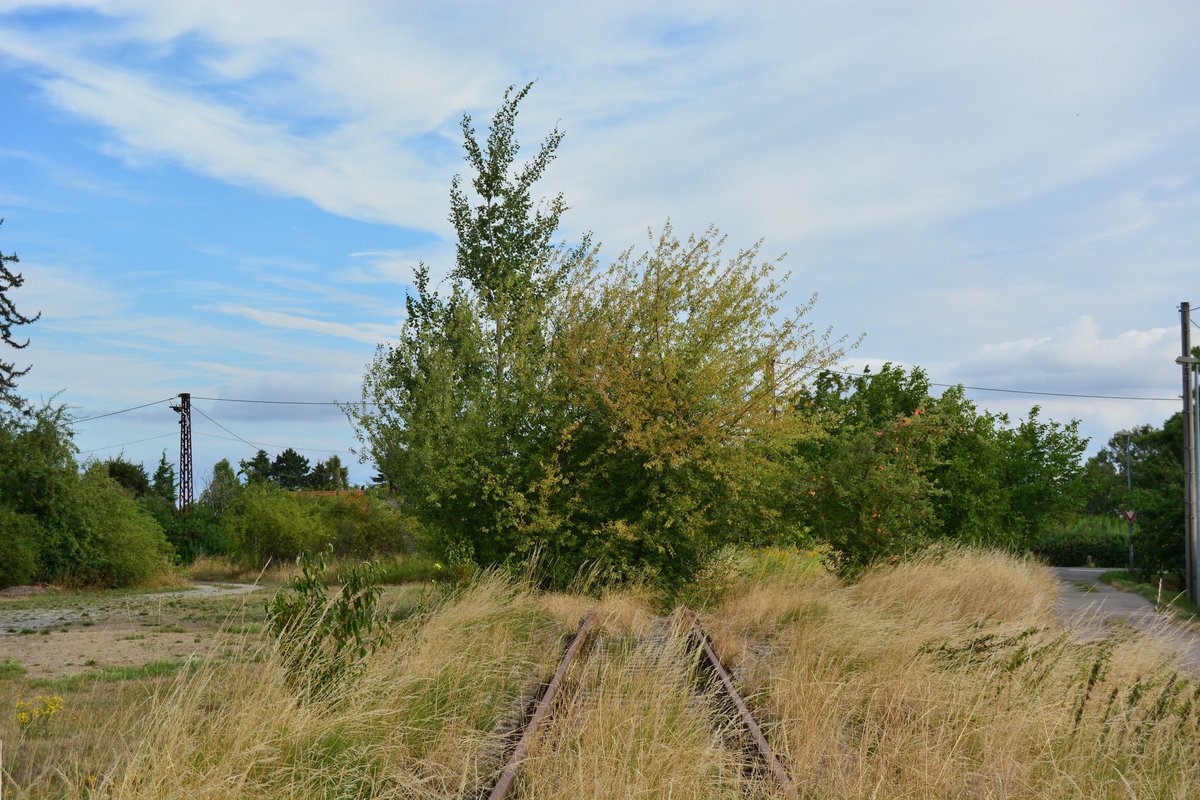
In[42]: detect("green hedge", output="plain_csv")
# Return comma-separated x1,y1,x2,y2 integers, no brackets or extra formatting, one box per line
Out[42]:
1031,515,1129,567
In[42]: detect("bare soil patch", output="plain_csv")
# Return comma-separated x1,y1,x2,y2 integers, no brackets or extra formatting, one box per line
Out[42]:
0,582,266,678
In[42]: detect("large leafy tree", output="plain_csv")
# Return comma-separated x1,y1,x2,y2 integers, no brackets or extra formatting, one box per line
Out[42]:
545,225,850,582
350,88,853,584
797,364,1087,572
1,219,40,408
1085,416,1186,578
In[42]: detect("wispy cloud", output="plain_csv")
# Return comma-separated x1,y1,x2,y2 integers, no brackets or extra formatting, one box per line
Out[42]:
210,302,396,344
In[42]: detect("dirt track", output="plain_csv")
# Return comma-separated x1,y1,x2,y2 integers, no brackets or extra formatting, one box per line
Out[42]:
0,582,265,678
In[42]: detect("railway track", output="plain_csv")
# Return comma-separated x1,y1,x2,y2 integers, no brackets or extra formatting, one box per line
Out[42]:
484,608,797,799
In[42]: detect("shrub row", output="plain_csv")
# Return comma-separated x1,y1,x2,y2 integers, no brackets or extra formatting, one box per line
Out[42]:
220,486,422,566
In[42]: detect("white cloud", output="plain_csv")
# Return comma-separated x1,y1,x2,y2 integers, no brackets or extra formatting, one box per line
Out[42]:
210,303,396,344
3,1,1193,251
962,316,1177,396
4,0,1198,470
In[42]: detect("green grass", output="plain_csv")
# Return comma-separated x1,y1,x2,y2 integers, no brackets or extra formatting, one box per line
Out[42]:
96,660,185,682
26,660,186,693
1098,570,1200,619
0,658,27,678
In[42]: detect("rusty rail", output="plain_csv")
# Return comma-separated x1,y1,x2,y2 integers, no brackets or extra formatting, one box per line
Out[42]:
681,608,799,799
487,611,595,800
485,608,795,799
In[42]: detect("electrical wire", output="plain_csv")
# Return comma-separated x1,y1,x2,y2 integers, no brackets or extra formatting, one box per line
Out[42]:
70,396,177,423
77,432,176,455
191,406,261,450
192,396,348,406
804,366,1180,402
194,431,354,456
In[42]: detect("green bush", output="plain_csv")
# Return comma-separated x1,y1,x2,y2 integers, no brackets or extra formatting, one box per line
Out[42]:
1031,515,1129,568
62,468,176,587
0,506,42,587
266,550,390,700
305,493,419,558
164,502,229,562
223,485,330,564
1,406,176,587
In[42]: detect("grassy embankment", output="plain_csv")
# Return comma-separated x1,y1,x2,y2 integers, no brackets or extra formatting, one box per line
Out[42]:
4,550,1200,798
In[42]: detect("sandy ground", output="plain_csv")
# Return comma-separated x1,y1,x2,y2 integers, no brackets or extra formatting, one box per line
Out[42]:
0,582,265,678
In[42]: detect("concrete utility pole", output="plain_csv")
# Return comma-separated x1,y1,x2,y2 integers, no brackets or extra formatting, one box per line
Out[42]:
170,392,193,509
1179,303,1198,604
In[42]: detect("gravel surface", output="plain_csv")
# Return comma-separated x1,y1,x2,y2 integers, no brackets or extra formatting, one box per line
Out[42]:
0,582,261,633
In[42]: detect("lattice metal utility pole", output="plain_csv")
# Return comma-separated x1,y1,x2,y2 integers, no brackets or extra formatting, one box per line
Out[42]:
170,392,193,509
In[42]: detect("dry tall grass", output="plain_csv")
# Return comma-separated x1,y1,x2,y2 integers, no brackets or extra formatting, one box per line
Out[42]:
107,574,565,800
12,548,1196,799
710,548,1200,799
517,616,779,799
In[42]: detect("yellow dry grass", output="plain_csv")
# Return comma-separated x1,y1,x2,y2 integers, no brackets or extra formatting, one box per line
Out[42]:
107,574,565,800
709,548,1200,799
517,617,777,799
8,548,1199,799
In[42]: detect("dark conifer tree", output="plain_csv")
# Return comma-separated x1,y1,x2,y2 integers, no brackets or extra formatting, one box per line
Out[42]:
1,219,40,407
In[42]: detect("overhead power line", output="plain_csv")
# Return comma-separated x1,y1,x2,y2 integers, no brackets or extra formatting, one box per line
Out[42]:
817,368,1179,403
70,396,177,423
195,431,354,457
77,432,176,455
192,396,376,407
191,406,260,450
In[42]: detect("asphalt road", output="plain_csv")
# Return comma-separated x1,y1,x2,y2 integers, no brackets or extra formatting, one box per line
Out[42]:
1052,567,1200,672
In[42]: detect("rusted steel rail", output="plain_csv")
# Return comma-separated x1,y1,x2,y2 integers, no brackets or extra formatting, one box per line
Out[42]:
484,607,795,799
681,608,799,800
487,611,595,800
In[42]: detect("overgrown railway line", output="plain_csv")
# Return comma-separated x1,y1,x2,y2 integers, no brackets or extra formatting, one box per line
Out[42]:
484,608,798,799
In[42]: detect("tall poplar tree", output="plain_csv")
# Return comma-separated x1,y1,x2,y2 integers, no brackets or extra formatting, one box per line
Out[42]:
350,84,586,564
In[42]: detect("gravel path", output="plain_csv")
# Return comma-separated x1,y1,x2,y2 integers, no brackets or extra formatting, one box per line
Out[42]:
1052,567,1200,672
0,581,262,633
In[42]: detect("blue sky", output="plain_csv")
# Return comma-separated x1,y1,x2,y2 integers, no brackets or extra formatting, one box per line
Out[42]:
1,1,1197,487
